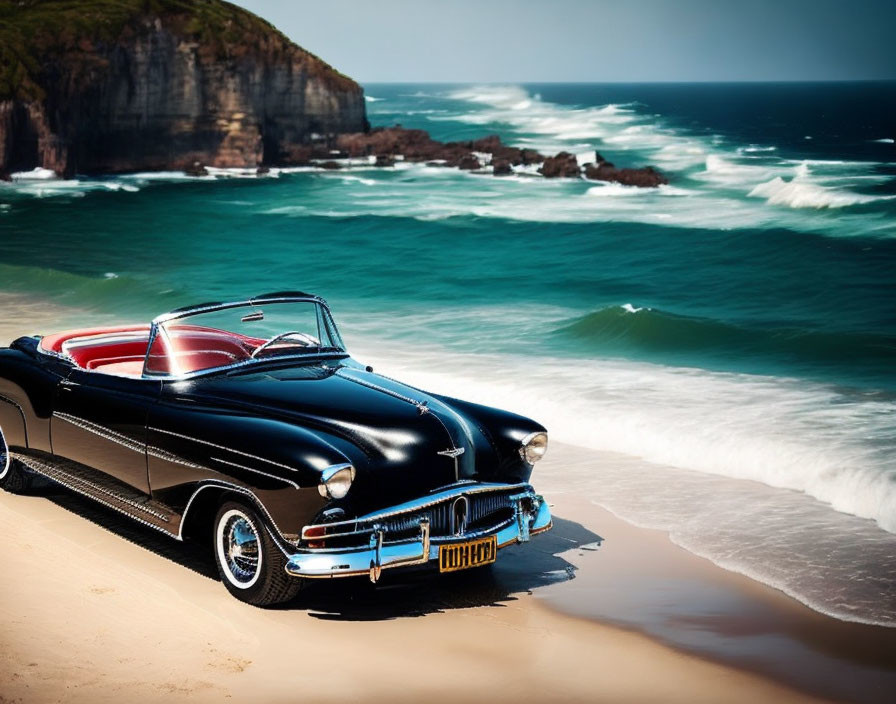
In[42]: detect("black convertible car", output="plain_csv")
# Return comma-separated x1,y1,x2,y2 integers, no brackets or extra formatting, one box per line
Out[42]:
0,293,552,605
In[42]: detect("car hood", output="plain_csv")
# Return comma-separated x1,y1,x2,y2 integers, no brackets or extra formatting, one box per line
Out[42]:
192,362,491,503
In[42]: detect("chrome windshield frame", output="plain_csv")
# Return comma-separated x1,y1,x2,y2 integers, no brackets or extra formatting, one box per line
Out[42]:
142,294,347,381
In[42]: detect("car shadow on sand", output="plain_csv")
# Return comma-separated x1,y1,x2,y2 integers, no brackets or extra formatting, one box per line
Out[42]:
36,481,602,622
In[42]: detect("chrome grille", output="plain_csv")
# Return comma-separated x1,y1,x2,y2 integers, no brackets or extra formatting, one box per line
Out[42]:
379,491,515,539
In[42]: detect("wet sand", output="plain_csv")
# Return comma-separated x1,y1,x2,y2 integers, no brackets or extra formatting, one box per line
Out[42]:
532,453,896,704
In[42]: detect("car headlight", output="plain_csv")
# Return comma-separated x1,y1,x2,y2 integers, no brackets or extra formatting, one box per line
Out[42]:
318,463,356,499
519,431,548,464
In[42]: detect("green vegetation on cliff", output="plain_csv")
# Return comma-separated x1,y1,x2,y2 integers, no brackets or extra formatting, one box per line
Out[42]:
0,0,354,101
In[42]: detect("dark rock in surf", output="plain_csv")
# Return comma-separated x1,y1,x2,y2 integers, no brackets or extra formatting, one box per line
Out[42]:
492,158,513,176
539,152,581,178
583,161,668,188
457,154,481,170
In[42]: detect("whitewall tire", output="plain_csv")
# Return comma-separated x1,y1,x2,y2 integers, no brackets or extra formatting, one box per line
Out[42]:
212,500,303,606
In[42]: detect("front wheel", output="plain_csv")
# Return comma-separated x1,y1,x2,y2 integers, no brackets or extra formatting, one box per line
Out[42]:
213,500,303,606
0,426,31,494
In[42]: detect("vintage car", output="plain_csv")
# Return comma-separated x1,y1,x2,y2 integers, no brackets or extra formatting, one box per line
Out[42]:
0,292,552,605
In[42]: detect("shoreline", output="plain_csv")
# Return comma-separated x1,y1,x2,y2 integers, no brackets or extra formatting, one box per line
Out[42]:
533,445,896,703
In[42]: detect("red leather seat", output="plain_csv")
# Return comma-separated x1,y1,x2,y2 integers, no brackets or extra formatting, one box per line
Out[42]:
40,326,151,378
41,324,264,377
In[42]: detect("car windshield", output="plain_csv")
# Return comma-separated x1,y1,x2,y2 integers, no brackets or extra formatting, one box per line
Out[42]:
144,300,346,377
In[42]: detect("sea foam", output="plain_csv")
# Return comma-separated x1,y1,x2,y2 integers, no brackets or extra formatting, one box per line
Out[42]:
749,162,891,209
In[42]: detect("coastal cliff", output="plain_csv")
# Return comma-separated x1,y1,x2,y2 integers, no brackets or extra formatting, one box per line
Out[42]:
0,0,368,177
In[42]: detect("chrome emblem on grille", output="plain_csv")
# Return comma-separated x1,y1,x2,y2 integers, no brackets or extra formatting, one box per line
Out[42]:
437,447,465,458
450,495,469,536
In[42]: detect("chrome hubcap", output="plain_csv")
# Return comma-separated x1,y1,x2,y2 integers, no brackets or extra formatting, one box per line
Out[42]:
222,514,260,584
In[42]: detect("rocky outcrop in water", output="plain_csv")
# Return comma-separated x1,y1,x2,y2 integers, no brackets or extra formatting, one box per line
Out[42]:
322,127,667,186
583,151,668,188
0,0,367,178
330,127,545,168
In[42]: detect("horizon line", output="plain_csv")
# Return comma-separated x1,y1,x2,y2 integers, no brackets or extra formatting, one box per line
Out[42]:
358,78,896,85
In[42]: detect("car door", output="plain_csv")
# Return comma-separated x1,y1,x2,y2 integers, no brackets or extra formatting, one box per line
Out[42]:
51,368,161,494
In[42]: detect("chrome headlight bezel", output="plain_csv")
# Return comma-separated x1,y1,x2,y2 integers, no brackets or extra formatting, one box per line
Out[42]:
318,463,356,499
519,431,548,465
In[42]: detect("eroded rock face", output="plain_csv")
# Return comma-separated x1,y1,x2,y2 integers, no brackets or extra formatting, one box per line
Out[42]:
0,1,367,177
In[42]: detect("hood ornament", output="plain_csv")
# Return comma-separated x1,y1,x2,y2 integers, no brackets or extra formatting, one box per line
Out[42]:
438,446,466,482
437,447,465,458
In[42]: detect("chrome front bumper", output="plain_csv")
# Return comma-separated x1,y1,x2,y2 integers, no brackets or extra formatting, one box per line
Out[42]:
284,487,552,583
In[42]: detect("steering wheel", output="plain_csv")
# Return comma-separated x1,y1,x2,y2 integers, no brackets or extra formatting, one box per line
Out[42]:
250,331,320,358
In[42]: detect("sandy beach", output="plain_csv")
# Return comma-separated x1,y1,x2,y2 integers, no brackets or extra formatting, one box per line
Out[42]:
0,460,837,704
1,436,893,702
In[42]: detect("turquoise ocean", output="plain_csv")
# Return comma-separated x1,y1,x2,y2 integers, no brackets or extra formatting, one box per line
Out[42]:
1,82,895,625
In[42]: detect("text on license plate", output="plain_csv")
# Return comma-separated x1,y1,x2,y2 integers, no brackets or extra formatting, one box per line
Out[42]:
439,535,497,572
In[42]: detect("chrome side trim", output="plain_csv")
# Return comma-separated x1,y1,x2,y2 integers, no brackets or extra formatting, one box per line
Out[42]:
0,393,25,413
209,456,301,489
148,427,300,473
146,445,207,470
53,412,145,455
13,452,174,534
334,369,428,411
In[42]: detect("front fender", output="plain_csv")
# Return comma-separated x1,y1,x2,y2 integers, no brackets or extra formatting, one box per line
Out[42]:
432,394,547,483
146,401,355,539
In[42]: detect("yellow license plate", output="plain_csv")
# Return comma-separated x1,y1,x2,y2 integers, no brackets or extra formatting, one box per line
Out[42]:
439,535,497,573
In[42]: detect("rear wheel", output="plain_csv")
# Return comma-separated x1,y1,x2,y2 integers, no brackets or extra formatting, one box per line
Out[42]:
0,426,31,494
213,500,303,606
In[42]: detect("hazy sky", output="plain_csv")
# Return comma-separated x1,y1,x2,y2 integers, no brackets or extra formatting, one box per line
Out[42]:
231,0,896,83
